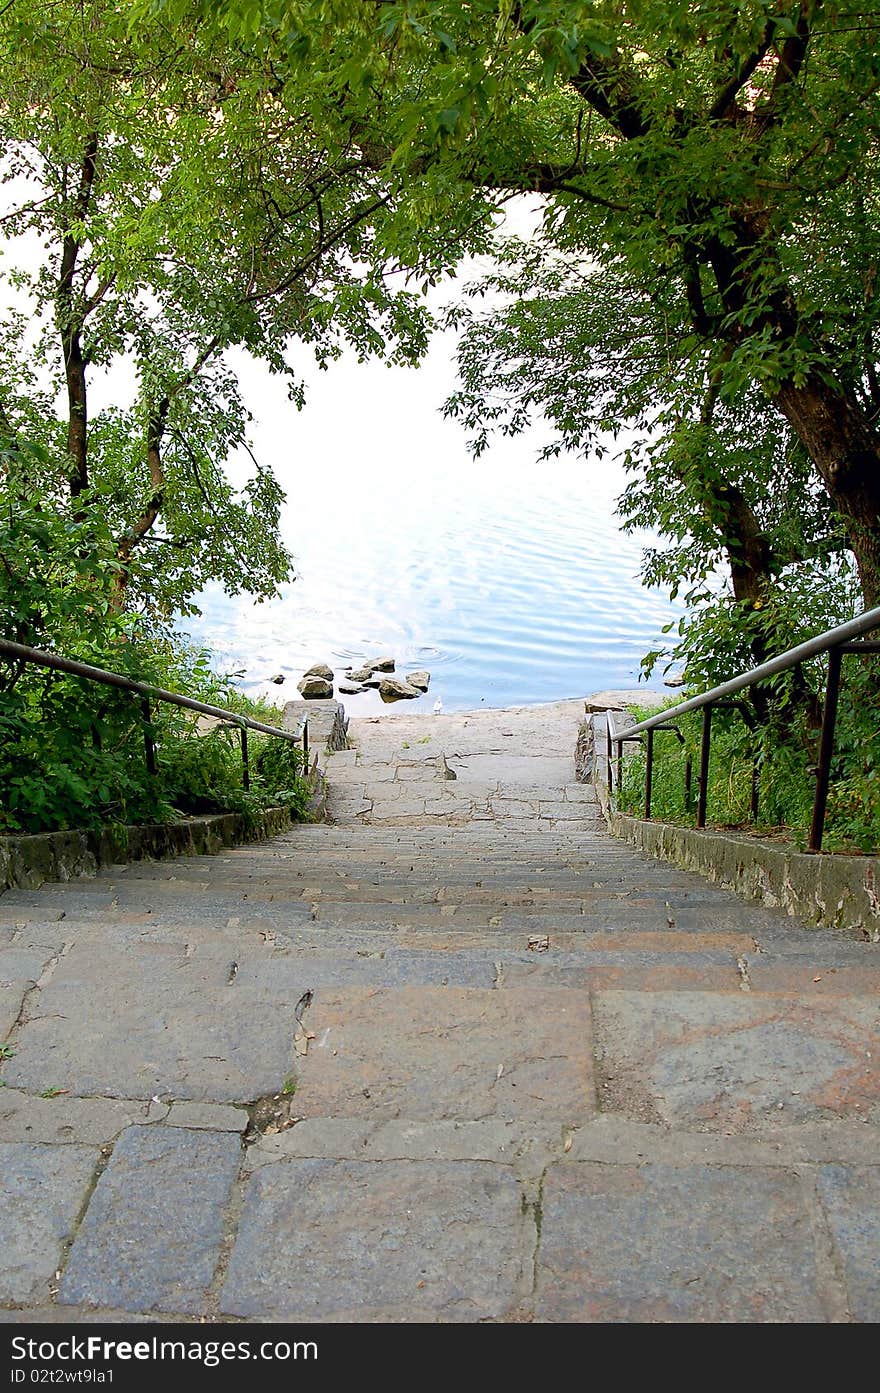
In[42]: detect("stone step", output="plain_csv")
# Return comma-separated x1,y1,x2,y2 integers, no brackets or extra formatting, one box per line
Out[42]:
9,920,758,955
101,864,665,889
10,913,872,967
6,697,880,1326
10,873,747,910
93,877,729,907
0,885,814,935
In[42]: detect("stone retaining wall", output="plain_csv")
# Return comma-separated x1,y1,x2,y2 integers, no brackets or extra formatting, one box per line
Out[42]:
0,700,344,895
585,711,880,940
0,808,297,894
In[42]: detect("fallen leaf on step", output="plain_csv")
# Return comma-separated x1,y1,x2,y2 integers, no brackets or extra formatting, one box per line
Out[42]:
563,1135,573,1153
813,975,822,983
527,934,549,952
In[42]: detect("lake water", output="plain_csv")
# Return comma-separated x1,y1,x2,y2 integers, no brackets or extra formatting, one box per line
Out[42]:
182,343,680,716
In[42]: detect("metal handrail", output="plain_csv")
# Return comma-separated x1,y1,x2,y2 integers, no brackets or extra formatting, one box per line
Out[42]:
604,604,880,852
0,637,308,790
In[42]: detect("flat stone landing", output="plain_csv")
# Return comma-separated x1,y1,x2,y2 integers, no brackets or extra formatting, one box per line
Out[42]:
325,699,592,827
0,700,878,1322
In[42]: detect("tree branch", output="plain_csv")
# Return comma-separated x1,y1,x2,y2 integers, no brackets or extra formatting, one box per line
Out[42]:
568,55,650,140
708,22,777,122
752,5,814,133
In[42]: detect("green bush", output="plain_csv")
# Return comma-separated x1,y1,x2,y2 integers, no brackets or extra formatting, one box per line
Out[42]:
0,482,311,836
618,658,880,853
0,644,313,836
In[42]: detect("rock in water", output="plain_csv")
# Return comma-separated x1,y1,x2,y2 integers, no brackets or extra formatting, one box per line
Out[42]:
338,680,366,695
370,656,395,672
349,666,374,683
297,674,334,699
270,674,285,684
406,670,430,692
378,676,420,701
303,662,334,681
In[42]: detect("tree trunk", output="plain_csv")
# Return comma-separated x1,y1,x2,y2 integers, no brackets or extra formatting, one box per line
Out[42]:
62,326,88,499
58,134,98,503
773,374,880,609
112,399,168,608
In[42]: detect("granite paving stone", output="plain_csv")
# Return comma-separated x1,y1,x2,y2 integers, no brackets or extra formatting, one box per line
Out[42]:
537,1162,825,1322
294,985,595,1121
0,1142,98,1304
59,1126,241,1314
0,944,54,1036
593,989,880,1130
816,1165,880,1320
221,1159,526,1320
0,1090,152,1145
4,943,303,1103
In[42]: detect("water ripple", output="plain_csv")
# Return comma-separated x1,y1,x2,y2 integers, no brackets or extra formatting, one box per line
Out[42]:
184,448,679,711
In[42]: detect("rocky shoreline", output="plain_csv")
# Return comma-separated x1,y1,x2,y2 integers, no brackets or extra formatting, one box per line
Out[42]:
295,656,431,704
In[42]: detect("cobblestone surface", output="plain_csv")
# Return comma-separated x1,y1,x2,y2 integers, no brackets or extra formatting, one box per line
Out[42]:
1,699,877,1322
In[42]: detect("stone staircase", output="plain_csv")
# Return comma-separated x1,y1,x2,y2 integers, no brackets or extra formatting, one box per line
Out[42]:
1,700,878,1321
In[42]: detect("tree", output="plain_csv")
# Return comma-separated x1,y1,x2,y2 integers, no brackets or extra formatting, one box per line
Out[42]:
444,233,852,682
180,0,880,606
0,0,449,624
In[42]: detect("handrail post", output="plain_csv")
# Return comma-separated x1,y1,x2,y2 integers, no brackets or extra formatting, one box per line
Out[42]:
696,705,712,828
750,760,760,822
616,732,623,798
240,726,250,791
809,645,843,852
684,754,693,813
140,698,157,777
644,726,654,819
605,714,612,795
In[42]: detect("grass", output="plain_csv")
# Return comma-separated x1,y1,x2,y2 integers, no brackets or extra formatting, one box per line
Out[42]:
616,698,879,854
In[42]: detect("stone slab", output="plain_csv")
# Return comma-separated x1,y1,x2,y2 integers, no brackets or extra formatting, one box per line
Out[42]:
295,985,595,1122
817,1165,880,1321
0,1307,183,1323
244,1118,556,1169
4,944,305,1103
0,1142,98,1304
0,944,54,1036
607,809,880,938
537,1162,825,1322
165,1102,247,1133
59,1126,241,1314
446,755,574,784
0,1090,152,1145
0,907,65,926
593,990,880,1131
221,1159,526,1321
562,1113,880,1166
217,948,495,990
743,963,880,996
504,961,741,992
